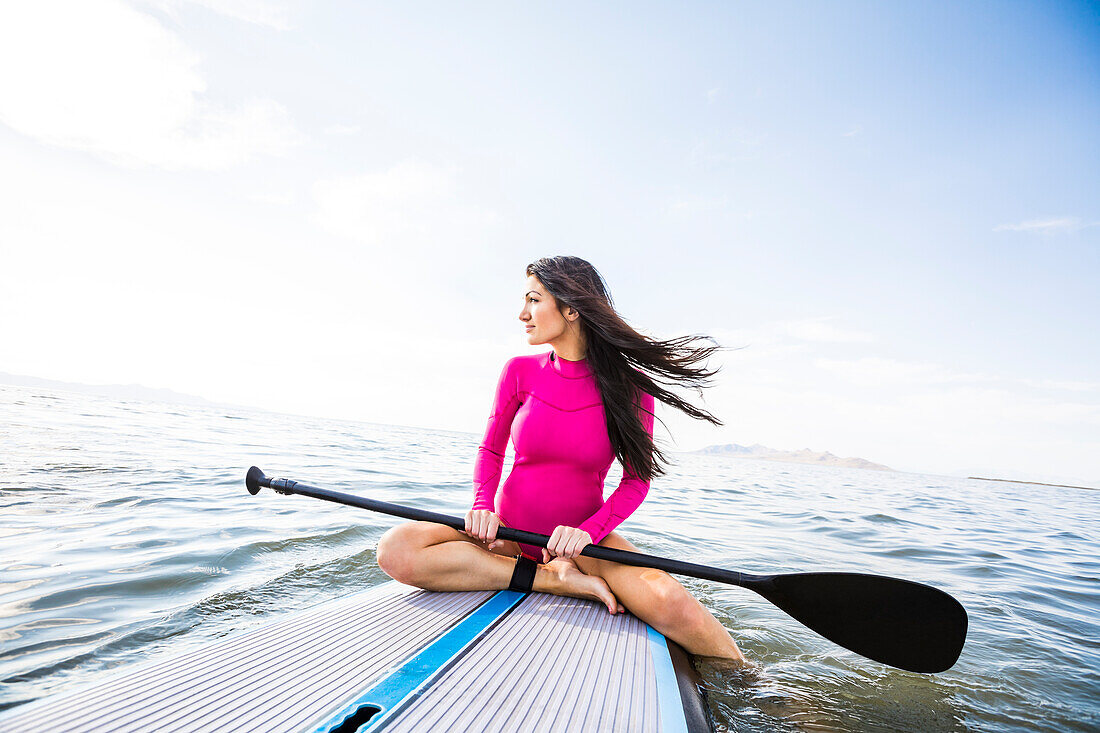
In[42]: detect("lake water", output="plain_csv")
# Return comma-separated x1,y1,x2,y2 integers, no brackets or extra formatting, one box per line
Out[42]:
1,384,1097,731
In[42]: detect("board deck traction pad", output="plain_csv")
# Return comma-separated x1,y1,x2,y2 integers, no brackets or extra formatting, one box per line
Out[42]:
0,582,713,732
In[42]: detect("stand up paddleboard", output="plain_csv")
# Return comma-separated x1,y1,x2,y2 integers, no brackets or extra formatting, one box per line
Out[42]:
0,581,714,732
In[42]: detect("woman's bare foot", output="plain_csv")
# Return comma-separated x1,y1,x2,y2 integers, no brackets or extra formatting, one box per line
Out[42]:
699,653,759,679
540,557,625,615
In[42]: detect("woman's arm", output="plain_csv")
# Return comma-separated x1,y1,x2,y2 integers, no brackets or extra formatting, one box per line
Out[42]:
471,357,523,511
576,388,657,544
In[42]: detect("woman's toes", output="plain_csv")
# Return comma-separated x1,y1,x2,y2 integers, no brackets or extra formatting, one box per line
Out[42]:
595,582,621,614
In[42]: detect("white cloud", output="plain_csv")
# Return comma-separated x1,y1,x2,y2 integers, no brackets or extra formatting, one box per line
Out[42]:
1026,378,1100,393
782,317,873,344
705,86,721,104
813,357,970,386
0,146,520,438
323,123,362,136
245,191,295,205
808,357,1100,430
993,216,1096,234
703,325,804,363
842,124,863,137
813,357,1100,406
661,320,1100,482
312,159,501,252
0,0,302,170
705,318,872,350
138,0,294,30
664,195,731,216
689,127,766,169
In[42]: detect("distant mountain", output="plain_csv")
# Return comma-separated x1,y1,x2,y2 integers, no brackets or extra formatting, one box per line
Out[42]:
694,443,893,471
0,372,220,408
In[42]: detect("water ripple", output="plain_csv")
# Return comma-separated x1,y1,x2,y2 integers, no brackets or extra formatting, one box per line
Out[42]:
1,384,1098,731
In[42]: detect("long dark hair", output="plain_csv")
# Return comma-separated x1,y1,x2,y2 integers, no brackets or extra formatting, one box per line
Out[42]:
526,256,723,483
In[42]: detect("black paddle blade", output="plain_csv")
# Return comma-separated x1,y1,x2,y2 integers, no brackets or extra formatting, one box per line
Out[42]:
749,572,968,673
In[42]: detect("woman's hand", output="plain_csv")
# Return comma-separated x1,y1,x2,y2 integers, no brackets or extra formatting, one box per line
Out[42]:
542,526,593,562
464,509,503,551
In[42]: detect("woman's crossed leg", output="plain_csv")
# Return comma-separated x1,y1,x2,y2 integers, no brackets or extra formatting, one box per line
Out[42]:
375,520,746,664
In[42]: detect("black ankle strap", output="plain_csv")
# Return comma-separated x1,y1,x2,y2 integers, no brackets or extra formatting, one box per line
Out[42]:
509,555,538,592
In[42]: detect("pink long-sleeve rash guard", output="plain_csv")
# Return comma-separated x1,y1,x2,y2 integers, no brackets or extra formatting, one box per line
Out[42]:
471,350,656,561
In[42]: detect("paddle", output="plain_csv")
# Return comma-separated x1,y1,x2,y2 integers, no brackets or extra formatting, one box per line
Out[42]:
245,466,967,673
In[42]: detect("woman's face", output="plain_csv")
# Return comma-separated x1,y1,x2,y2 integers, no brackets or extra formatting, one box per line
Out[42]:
519,275,571,346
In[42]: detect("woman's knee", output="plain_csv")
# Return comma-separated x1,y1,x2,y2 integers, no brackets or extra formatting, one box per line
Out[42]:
574,530,641,576
646,576,704,633
597,530,641,553
376,521,441,582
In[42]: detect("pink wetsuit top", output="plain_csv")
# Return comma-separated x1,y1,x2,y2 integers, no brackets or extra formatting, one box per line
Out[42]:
472,350,656,561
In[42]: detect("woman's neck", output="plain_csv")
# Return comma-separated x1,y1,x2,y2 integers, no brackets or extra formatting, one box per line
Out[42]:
549,337,586,361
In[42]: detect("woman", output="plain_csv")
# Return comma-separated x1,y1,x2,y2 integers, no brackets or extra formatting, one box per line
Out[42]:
376,256,747,664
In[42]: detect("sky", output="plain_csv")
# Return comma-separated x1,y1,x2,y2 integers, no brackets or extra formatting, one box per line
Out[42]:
1,1,1097,484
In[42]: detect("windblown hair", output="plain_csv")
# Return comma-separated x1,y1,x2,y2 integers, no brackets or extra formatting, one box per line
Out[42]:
526,256,723,483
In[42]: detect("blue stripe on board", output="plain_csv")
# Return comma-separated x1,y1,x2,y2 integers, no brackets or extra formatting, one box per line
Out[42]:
312,589,527,733
646,624,689,733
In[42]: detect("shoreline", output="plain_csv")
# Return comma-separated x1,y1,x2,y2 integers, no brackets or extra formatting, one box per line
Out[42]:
969,476,1097,491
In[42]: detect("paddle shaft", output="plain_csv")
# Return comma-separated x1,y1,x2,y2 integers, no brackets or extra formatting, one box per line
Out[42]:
245,466,968,672
247,467,760,588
